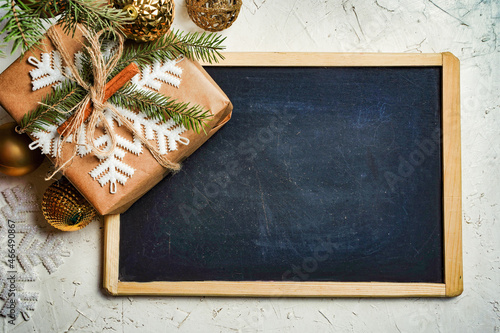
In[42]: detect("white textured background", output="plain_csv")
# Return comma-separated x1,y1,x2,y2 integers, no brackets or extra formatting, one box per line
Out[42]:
1,0,499,332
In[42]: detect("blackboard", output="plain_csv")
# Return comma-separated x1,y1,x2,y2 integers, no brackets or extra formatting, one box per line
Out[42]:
103,53,462,297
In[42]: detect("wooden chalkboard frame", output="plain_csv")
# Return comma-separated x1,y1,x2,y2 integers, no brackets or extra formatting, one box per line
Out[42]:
103,53,462,297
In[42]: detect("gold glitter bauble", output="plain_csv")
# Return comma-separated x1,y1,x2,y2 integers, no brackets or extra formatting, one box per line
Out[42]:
0,122,44,176
186,0,241,32
42,179,97,231
112,0,175,42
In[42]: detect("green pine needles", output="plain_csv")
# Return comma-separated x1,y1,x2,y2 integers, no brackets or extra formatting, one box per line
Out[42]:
0,0,45,55
20,29,225,135
20,80,86,133
58,0,130,37
109,85,212,134
110,29,225,78
0,0,130,55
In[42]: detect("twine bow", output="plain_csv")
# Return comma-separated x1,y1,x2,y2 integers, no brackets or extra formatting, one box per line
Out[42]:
41,26,180,187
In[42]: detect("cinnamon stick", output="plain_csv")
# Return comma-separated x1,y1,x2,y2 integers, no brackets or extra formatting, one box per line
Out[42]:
57,62,140,135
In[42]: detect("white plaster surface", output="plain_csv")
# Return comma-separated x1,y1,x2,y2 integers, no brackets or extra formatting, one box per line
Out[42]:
0,0,499,331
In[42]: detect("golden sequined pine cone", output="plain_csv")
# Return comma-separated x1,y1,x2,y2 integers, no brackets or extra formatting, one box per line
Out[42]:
113,0,175,42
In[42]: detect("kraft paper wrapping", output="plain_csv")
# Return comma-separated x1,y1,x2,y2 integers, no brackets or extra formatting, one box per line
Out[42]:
0,26,232,215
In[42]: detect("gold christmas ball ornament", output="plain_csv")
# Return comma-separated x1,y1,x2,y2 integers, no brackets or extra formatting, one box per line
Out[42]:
42,179,97,231
0,122,44,176
112,0,175,42
186,0,242,32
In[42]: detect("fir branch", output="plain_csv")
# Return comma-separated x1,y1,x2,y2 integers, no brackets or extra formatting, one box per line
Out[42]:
10,0,28,47
170,30,226,64
57,0,131,37
0,0,130,54
22,0,64,18
111,30,225,79
109,84,212,133
0,0,46,54
20,81,86,134
77,47,93,84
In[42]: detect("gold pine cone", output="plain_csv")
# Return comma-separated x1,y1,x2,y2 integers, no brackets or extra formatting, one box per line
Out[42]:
42,179,97,232
112,0,175,42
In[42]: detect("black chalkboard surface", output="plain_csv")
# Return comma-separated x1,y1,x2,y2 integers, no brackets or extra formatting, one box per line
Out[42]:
104,53,462,297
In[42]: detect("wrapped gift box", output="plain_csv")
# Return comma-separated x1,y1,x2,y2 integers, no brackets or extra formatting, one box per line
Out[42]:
0,26,232,215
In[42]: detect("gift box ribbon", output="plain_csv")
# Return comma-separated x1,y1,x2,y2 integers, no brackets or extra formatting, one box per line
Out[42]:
18,26,181,181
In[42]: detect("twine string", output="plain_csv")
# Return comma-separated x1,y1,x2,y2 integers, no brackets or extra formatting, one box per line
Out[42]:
41,26,180,181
